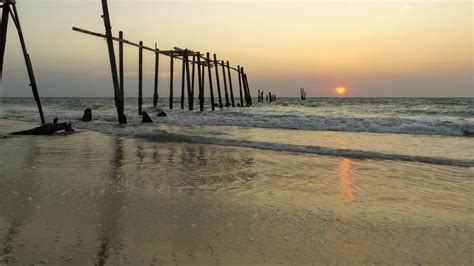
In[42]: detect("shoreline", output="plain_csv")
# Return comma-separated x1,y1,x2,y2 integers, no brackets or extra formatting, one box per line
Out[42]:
1,119,473,264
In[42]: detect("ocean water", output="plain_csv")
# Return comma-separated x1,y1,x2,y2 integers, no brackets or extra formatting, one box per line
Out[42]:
0,97,473,167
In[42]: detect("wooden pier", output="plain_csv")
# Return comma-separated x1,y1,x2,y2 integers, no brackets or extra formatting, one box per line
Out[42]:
72,0,254,124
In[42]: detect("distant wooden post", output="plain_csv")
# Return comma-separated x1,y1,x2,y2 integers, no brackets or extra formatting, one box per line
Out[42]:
153,44,160,108
200,58,205,111
101,0,125,124
180,51,186,110
241,67,248,106
118,31,124,104
0,2,10,82
185,51,192,111
169,52,174,109
243,71,252,106
138,41,143,115
190,54,195,110
221,61,230,107
238,65,244,107
196,54,204,111
226,61,235,107
206,52,215,111
213,54,223,108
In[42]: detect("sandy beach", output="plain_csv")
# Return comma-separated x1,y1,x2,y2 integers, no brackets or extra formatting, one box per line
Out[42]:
0,119,472,265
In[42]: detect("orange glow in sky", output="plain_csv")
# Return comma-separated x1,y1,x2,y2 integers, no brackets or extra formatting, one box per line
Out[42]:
335,87,347,95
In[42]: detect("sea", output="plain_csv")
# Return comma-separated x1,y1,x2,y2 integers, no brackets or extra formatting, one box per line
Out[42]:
0,97,473,167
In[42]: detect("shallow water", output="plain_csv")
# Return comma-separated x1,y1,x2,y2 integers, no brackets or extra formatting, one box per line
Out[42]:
0,121,473,264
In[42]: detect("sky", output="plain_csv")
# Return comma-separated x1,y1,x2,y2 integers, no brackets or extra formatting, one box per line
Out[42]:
0,0,472,97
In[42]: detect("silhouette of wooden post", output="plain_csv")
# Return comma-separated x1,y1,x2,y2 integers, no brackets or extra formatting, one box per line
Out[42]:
221,61,230,107
226,61,235,107
180,51,186,110
243,71,252,106
169,52,174,109
101,0,125,124
238,65,244,107
190,54,195,110
153,44,159,108
185,51,192,111
206,52,215,111
0,2,10,82
118,31,124,105
6,4,45,124
196,54,204,111
213,54,223,108
240,67,248,106
138,41,143,115
200,58,206,111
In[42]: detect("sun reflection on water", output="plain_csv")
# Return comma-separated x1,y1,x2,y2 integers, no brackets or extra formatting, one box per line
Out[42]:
338,158,353,201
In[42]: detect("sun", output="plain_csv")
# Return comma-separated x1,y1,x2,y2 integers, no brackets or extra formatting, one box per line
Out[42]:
335,87,347,95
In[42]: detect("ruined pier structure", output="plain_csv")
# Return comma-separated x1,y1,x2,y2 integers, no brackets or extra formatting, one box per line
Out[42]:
74,0,253,124
0,0,45,124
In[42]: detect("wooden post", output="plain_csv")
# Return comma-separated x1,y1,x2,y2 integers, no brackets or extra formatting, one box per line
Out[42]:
200,58,205,111
185,51,192,111
213,54,223,109
243,71,252,106
190,54,195,110
119,31,124,106
97,0,125,124
180,51,186,110
238,65,244,107
138,41,143,115
241,67,248,106
221,61,230,107
226,61,235,107
206,52,215,111
196,54,203,111
9,4,46,124
0,2,10,82
153,44,159,108
169,52,174,109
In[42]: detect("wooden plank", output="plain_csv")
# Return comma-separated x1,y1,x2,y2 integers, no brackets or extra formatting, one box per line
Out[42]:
226,61,235,107
180,50,186,110
185,52,192,111
213,54,223,109
0,2,10,82
196,54,203,111
153,43,159,107
169,53,174,109
138,41,143,115
207,52,215,111
238,65,244,107
190,54,195,110
119,31,124,105
10,4,45,124
221,61,230,107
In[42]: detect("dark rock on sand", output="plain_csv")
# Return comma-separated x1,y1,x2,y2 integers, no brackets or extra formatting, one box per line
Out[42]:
82,108,92,122
142,111,153,123
156,111,167,117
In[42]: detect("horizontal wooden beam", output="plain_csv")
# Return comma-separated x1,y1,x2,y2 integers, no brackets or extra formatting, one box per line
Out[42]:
72,26,213,66
174,46,239,72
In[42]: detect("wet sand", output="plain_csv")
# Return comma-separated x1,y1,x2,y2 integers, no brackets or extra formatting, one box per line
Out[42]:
0,121,473,265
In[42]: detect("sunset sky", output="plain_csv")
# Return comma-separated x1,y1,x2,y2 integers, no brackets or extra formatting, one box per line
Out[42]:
0,0,472,97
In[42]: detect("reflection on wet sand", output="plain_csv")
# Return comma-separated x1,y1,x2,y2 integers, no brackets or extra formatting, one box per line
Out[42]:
1,138,40,264
0,130,472,264
338,158,353,202
95,137,125,265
